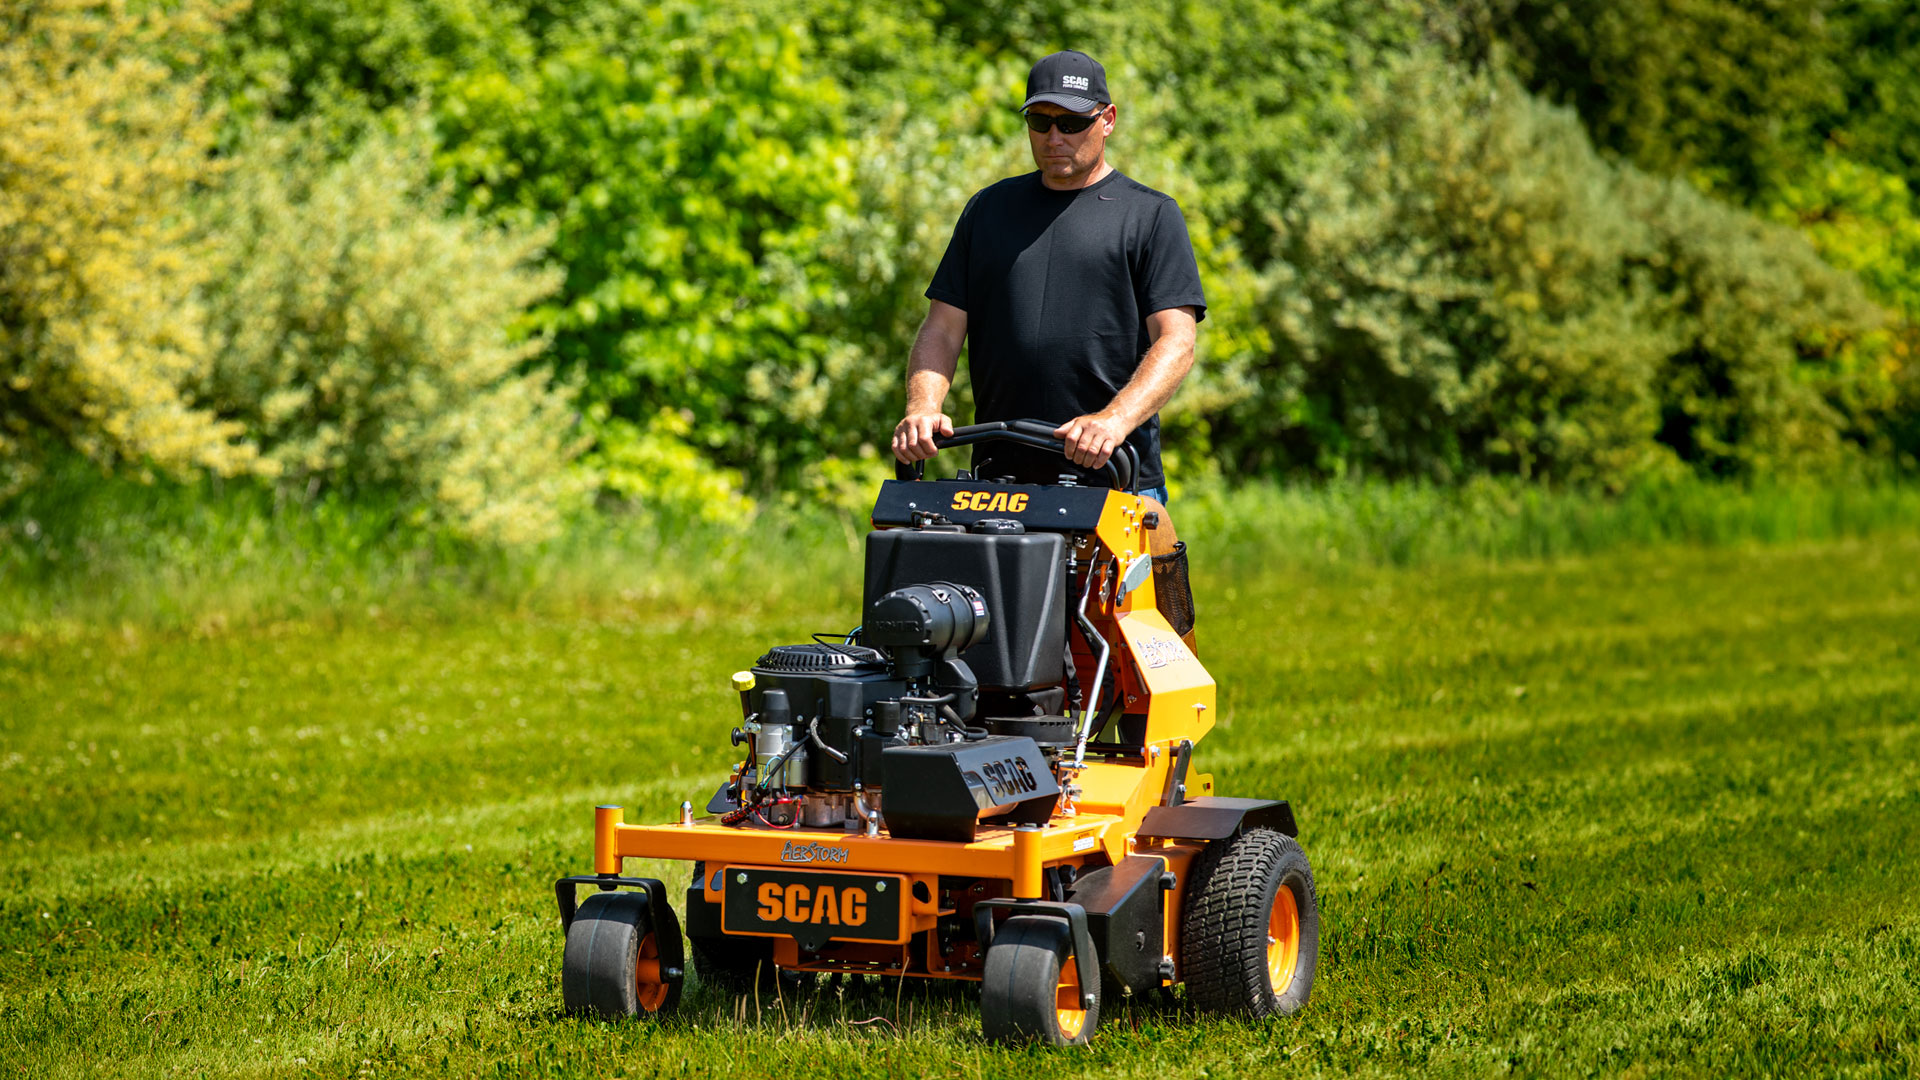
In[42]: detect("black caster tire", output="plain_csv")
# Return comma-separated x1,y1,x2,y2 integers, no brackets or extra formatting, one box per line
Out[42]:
981,916,1100,1047
1180,828,1319,1018
561,891,683,1019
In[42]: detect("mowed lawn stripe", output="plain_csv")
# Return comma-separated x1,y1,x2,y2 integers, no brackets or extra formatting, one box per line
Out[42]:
0,616,764,850
2,535,1917,1077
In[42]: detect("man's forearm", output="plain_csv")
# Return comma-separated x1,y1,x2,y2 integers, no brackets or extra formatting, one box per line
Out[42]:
1101,323,1196,431
905,317,963,414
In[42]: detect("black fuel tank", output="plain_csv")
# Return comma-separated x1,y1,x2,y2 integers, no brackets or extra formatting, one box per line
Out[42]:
862,530,1067,692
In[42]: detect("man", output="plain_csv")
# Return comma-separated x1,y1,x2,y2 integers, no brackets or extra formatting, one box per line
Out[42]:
890,50,1205,507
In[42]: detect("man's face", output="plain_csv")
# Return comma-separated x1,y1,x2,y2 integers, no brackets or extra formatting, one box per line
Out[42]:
1026,102,1116,188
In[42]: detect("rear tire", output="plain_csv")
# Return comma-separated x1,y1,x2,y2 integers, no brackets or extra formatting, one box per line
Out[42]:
1180,829,1319,1018
980,916,1100,1047
561,891,683,1019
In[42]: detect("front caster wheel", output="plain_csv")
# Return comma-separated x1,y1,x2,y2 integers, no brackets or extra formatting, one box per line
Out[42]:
1181,828,1320,1018
980,916,1100,1047
561,891,684,1019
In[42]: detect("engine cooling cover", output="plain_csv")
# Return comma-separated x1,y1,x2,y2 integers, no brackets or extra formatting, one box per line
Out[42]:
755,643,886,673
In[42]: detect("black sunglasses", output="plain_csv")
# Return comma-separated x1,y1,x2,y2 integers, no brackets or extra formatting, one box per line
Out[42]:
1023,108,1104,134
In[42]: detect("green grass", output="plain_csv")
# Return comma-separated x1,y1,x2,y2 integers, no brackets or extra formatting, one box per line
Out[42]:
4,523,1918,1077
9,459,1920,638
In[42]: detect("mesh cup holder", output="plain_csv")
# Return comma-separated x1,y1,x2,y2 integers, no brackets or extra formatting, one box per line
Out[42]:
1151,541,1196,637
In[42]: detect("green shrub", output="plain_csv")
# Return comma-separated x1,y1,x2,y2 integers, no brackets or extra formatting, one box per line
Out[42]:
125,0,1920,503
1224,54,1888,485
1077,0,1426,268
1494,0,1844,198
432,1,863,488
1823,0,1920,189
1494,0,1920,202
208,0,535,134
0,0,254,496
1762,153,1920,467
196,119,583,545
1636,166,1892,476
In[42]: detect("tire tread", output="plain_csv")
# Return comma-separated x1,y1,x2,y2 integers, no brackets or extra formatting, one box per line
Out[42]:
1180,829,1318,1017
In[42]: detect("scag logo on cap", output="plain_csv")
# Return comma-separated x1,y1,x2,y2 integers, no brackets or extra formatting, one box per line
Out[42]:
1063,75,1089,90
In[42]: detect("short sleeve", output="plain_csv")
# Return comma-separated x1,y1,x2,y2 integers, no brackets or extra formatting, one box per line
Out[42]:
925,191,979,311
1138,199,1208,323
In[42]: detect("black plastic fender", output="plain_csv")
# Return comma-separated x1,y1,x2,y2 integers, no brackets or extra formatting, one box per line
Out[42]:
1134,796,1298,841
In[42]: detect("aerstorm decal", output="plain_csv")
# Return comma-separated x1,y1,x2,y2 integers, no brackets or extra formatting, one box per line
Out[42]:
780,840,851,865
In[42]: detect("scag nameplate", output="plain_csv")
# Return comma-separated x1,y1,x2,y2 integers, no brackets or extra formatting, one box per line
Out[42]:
869,479,1109,531
721,868,907,948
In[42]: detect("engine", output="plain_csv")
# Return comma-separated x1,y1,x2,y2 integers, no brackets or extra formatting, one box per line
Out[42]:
719,580,1062,842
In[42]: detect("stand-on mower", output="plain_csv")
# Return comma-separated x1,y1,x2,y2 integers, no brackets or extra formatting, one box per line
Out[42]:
555,420,1319,1045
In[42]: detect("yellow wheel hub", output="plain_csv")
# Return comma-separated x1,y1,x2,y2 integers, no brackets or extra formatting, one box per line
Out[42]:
1266,886,1301,992
1055,954,1087,1039
635,932,670,1013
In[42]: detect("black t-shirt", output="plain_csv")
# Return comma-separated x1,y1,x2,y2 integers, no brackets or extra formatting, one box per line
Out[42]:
925,170,1206,491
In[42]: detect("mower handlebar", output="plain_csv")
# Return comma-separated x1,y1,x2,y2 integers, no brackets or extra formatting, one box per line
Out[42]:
894,419,1136,492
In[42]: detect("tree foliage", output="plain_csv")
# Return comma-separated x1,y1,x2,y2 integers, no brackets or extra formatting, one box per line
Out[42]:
1495,0,1844,197
196,120,581,544
1766,153,1920,467
1494,0,1920,200
0,0,254,496
1236,56,1887,483
7,0,1919,540
434,4,859,489
1484,0,1918,470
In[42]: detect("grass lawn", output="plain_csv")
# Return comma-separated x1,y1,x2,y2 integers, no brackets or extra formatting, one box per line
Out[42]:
3,532,1917,1077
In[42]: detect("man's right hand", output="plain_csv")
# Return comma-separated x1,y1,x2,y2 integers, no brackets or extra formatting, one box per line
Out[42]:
893,412,955,463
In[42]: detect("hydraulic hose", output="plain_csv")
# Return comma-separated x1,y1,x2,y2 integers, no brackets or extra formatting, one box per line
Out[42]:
806,713,849,763
938,704,990,740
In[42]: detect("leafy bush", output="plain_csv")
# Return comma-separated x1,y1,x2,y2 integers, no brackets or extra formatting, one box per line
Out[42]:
0,0,254,496
1079,0,1425,267
592,406,754,525
196,119,583,544
1227,54,1889,484
432,2,864,488
209,0,535,135
1824,0,1920,189
1494,0,1846,198
1494,0,1920,202
1765,153,1920,466
28,0,1915,525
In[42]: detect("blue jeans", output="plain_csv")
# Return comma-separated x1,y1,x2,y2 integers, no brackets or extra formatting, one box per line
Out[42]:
1140,485,1169,505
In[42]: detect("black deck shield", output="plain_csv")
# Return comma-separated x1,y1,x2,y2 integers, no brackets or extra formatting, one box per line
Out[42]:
878,735,1060,842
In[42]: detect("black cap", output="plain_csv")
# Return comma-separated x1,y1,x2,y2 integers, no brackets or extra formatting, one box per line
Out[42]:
1022,50,1108,113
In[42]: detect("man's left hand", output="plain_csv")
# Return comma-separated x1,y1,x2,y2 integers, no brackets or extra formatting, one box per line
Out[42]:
1054,413,1131,470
